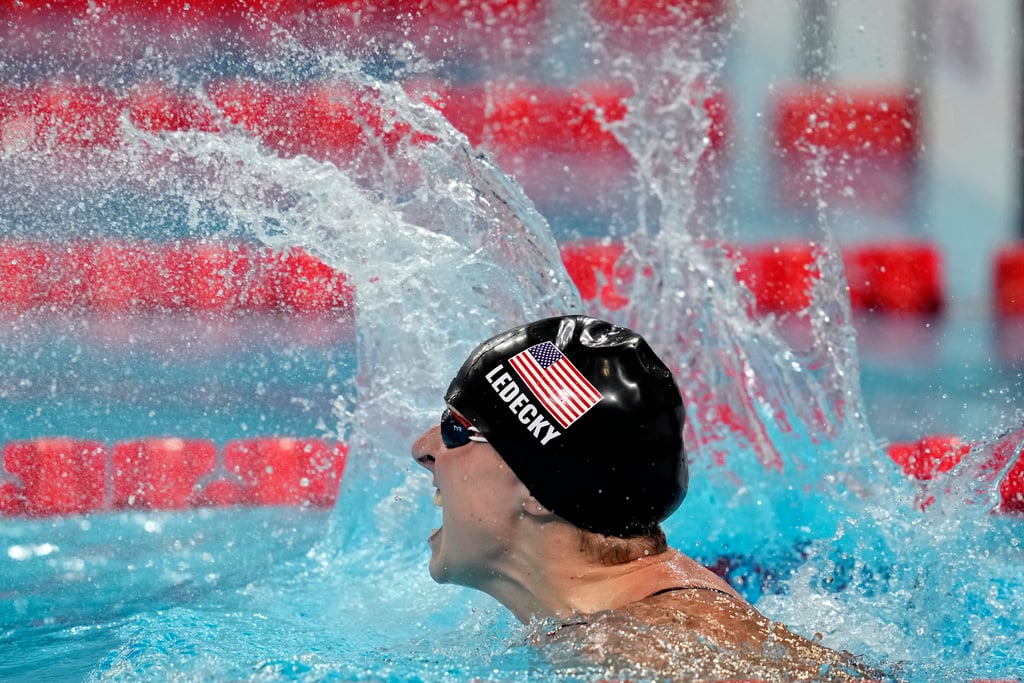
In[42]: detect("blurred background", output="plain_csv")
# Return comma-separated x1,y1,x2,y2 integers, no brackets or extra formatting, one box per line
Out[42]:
0,0,1021,507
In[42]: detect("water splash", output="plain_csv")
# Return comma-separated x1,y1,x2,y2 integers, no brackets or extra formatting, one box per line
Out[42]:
568,6,1024,680
0,3,1022,682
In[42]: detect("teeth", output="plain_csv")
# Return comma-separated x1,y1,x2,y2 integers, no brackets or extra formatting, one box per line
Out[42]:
432,489,443,507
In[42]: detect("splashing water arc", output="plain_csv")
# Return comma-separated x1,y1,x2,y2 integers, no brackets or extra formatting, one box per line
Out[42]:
0,1,1021,682
126,83,583,479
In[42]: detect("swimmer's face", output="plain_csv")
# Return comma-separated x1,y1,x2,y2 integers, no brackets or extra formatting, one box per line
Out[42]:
411,408,529,589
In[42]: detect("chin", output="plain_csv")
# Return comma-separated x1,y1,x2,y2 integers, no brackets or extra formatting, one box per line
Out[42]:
427,547,453,584
429,553,476,588
428,561,448,584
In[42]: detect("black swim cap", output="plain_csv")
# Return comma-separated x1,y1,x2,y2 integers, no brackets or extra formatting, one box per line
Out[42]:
445,315,687,537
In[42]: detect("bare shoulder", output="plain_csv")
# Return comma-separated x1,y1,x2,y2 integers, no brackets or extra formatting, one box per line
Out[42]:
543,590,885,682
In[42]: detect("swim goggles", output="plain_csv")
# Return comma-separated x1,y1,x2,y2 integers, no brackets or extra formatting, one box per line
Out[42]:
440,408,488,448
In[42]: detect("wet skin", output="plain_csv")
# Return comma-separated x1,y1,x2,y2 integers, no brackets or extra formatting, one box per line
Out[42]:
411,412,883,681
411,415,530,589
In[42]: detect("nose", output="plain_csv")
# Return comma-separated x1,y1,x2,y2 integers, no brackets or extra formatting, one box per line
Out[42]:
411,425,440,472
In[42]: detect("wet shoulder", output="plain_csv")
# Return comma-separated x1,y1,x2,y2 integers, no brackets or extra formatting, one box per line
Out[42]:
540,590,883,682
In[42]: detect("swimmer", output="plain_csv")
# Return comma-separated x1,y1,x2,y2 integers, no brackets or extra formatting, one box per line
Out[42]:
412,315,883,681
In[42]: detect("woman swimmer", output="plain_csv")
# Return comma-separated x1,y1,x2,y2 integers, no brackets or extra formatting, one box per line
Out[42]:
411,315,886,681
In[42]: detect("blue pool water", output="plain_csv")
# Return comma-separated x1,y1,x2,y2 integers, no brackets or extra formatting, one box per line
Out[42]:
0,311,356,444
1,311,1018,451
856,315,1024,445
1,3,1023,682
1,308,1021,682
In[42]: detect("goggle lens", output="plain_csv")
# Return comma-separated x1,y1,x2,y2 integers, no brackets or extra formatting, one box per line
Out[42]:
440,409,487,448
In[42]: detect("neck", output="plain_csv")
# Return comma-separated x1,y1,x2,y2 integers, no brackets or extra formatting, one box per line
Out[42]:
473,521,715,623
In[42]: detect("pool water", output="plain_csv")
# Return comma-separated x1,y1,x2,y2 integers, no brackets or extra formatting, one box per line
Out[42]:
855,315,1024,445
0,310,356,444
1,307,1021,682
2,310,1017,460
0,2,1022,682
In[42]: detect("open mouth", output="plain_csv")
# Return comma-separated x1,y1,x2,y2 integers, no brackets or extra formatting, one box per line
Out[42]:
430,488,443,539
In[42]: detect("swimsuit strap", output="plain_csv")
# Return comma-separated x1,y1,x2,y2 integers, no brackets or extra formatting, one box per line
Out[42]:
646,585,735,600
549,585,737,635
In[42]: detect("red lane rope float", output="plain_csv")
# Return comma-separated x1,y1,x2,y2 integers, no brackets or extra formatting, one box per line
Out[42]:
772,88,919,213
887,435,971,482
206,80,439,162
2,438,107,516
842,241,944,315
0,241,354,313
277,0,548,64
560,240,632,311
588,0,726,28
559,239,944,316
1000,449,1024,514
128,82,220,134
112,438,218,510
0,238,949,316
1,433,1018,519
733,242,820,316
0,437,346,516
0,1,547,66
223,438,344,507
0,82,124,152
775,90,919,157
994,244,1024,317
0,79,727,161
0,80,726,222
0,81,438,163
586,0,727,66
886,433,1024,515
993,244,1024,364
411,80,728,208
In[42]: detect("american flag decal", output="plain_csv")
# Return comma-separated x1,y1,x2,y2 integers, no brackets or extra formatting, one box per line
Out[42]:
509,341,603,429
